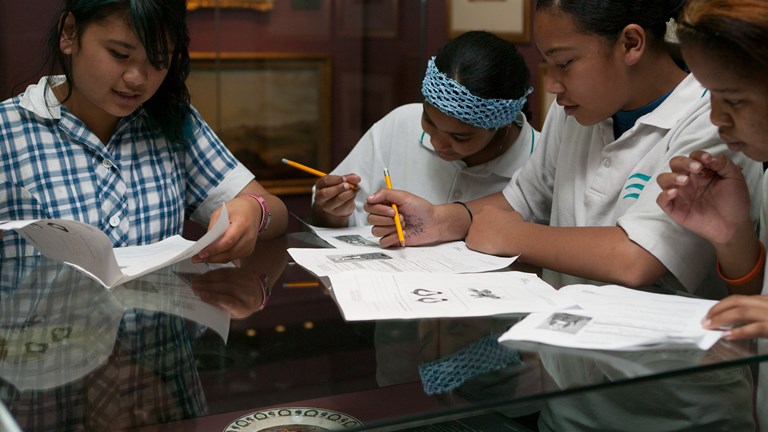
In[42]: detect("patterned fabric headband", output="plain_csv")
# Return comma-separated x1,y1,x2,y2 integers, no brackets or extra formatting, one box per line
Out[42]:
418,333,523,395
421,56,533,130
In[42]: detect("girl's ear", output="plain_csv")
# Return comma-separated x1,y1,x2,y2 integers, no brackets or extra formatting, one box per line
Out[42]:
618,24,647,66
59,13,77,55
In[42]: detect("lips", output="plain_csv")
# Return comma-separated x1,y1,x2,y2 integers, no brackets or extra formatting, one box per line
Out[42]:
719,133,746,152
113,89,140,100
557,99,578,115
562,105,578,116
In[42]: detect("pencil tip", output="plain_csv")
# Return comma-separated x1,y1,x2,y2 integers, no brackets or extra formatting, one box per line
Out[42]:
281,158,288,164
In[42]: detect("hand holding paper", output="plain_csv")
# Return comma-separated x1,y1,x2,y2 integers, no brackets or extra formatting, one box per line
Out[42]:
0,204,231,289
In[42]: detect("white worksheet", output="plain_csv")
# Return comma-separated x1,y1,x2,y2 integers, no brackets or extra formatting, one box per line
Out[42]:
288,240,517,276
328,270,573,320
0,205,230,289
498,284,723,351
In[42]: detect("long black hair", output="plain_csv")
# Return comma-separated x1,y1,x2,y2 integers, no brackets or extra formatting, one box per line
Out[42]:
46,0,191,143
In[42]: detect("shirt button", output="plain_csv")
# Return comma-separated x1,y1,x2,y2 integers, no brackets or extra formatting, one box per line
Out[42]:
109,215,120,227
102,159,113,169
453,192,463,199
602,158,611,168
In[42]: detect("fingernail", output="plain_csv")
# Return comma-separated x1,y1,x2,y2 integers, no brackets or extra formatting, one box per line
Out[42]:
690,161,702,171
723,330,732,339
676,175,688,184
701,318,711,327
343,183,350,190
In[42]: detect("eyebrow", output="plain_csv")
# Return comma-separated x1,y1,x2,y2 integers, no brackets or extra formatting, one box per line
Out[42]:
541,46,576,57
106,39,137,50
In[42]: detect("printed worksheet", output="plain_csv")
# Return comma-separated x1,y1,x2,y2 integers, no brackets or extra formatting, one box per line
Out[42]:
328,270,572,320
498,284,723,351
0,205,230,289
306,224,384,249
288,240,517,276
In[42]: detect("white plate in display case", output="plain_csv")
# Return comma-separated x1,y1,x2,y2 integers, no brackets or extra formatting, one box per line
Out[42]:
223,407,362,431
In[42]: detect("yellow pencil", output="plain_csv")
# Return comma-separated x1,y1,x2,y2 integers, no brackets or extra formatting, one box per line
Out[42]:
383,168,406,247
282,158,357,190
281,158,327,177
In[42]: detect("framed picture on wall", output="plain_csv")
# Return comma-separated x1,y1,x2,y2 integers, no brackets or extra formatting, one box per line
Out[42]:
187,53,332,195
335,0,398,38
447,0,531,42
536,63,557,131
187,0,275,12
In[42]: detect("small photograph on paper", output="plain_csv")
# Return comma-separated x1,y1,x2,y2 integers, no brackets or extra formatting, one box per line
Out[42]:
329,252,392,263
539,312,591,334
333,234,379,247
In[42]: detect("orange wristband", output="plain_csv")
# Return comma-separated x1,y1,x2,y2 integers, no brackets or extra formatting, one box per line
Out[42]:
716,241,766,286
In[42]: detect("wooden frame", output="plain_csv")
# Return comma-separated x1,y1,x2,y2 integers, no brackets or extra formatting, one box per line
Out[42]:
536,63,557,131
187,0,275,12
187,53,332,195
335,0,398,38
446,0,531,42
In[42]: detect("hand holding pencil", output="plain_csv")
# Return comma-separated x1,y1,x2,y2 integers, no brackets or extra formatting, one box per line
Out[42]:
282,159,358,190
283,158,361,227
384,168,406,247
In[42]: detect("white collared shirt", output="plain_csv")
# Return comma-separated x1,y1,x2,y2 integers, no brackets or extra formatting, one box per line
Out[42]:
330,103,539,226
503,74,763,296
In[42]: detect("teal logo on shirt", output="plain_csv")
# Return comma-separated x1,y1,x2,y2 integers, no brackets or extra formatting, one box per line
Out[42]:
623,173,651,199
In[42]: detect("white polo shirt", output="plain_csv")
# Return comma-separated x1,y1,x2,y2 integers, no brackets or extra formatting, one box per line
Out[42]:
331,103,539,226
503,74,763,296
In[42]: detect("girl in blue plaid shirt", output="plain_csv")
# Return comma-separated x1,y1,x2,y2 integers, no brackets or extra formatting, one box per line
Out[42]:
0,0,287,261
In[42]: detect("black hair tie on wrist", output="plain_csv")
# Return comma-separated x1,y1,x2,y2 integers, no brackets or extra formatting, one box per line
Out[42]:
454,201,473,222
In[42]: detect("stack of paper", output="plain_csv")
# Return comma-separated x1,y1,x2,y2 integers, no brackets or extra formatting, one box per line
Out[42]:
290,224,724,351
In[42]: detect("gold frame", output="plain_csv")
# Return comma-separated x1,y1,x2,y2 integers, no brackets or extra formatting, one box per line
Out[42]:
187,53,332,196
446,0,531,43
187,0,275,12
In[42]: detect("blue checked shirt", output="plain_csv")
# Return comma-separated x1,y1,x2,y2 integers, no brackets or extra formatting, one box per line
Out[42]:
0,76,254,257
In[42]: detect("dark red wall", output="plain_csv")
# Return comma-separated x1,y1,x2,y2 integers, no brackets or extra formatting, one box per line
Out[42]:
0,1,543,224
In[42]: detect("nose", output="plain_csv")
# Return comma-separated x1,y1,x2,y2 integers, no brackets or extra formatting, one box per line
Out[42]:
429,133,450,152
709,99,733,128
122,64,147,88
544,67,565,95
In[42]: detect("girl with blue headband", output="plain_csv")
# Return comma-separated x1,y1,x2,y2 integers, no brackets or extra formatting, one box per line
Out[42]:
366,0,762,299
311,31,538,227
365,1,761,430
0,0,288,261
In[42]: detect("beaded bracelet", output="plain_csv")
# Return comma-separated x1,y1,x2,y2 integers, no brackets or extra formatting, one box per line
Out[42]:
716,241,766,286
238,193,271,233
454,201,473,223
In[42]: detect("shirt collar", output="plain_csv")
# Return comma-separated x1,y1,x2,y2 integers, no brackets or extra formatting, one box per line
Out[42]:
634,73,706,130
18,75,65,119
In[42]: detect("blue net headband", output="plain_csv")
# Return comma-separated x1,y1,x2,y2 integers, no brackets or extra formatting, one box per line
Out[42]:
421,56,533,130
418,334,523,395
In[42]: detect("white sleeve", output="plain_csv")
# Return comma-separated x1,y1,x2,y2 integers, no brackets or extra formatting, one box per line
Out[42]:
618,102,764,294
502,100,563,224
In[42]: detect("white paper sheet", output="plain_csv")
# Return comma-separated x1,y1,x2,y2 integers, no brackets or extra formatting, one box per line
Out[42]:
288,241,517,276
498,285,723,351
0,205,230,289
307,224,385,249
328,270,572,320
